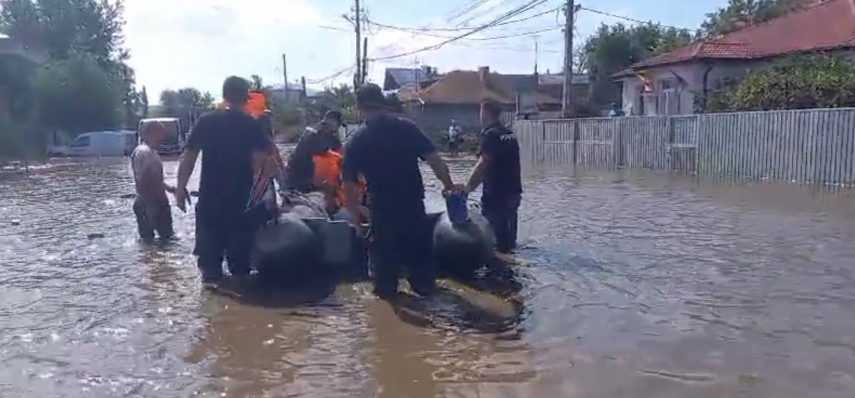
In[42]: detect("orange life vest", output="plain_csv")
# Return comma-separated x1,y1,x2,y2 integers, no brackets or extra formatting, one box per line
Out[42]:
312,150,366,207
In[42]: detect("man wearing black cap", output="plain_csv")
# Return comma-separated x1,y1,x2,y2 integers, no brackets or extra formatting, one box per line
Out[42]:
342,83,461,300
285,110,343,192
175,76,278,289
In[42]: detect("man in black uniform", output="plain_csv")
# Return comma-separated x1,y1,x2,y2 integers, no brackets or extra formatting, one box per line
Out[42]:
175,76,278,288
464,100,522,254
341,83,461,300
285,110,343,192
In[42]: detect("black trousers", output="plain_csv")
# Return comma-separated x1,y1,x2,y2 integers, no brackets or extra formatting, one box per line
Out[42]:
193,207,261,282
133,198,174,241
369,204,436,299
481,194,521,254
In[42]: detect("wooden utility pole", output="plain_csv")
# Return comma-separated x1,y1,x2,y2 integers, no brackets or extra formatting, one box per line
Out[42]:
562,0,575,118
282,53,288,96
362,37,368,84
354,0,362,88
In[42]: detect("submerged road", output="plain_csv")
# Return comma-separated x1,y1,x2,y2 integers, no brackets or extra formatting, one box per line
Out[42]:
1,152,855,397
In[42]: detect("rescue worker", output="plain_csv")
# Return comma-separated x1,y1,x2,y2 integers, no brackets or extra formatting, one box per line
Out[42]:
312,149,368,219
175,76,280,289
286,111,343,192
463,100,522,254
341,83,462,300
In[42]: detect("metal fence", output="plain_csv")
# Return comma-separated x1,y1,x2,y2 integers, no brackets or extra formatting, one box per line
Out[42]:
514,108,855,186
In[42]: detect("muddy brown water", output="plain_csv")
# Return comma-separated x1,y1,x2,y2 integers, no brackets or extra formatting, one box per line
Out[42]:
2,153,855,397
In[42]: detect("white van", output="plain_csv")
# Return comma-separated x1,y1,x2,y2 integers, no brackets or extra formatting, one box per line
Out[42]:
61,131,137,157
137,118,182,155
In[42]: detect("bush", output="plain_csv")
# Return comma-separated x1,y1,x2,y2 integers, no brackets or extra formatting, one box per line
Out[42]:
705,54,855,112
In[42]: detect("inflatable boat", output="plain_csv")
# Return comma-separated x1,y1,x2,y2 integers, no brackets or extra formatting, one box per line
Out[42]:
250,192,496,283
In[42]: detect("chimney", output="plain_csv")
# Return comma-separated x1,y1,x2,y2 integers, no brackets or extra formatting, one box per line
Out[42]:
478,66,489,81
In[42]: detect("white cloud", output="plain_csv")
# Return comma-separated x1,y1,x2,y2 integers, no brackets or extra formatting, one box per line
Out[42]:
122,0,640,98
124,0,326,98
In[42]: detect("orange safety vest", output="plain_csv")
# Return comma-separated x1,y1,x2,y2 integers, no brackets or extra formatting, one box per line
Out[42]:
312,150,366,207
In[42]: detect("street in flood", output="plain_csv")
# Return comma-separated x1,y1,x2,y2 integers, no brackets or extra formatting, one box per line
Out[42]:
2,155,855,397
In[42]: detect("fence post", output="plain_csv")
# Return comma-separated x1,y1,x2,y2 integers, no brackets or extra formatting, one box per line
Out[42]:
616,118,624,168
666,116,674,171
572,118,579,165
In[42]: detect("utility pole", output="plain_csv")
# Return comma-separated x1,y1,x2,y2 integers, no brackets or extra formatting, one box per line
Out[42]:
354,0,362,88
282,53,288,97
362,37,368,84
562,0,575,118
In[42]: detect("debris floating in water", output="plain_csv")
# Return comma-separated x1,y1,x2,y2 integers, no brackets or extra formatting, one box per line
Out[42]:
87,233,105,239
119,193,136,199
10,220,21,226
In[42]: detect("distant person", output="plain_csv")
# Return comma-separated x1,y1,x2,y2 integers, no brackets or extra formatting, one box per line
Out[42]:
286,110,343,192
341,83,462,300
608,102,625,117
131,121,176,242
447,119,463,156
463,100,522,254
174,76,279,289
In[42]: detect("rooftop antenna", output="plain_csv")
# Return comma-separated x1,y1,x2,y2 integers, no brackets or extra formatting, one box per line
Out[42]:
533,36,539,75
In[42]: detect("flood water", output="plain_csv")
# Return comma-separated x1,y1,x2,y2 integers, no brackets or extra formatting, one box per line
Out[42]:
2,153,855,397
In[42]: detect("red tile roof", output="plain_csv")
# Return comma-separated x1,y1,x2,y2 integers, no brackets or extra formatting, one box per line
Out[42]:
624,0,855,72
398,70,558,106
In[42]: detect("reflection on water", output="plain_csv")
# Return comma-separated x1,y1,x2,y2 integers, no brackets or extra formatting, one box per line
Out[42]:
2,155,855,397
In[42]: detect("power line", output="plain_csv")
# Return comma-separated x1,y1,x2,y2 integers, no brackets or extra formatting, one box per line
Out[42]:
368,6,561,33
305,66,354,85
369,0,551,61
447,0,493,23
578,6,698,32
367,20,560,41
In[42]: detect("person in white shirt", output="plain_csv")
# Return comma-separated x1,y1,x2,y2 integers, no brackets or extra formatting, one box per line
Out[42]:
131,121,181,241
447,119,463,156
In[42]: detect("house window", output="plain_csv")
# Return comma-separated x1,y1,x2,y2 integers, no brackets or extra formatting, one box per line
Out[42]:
658,78,676,90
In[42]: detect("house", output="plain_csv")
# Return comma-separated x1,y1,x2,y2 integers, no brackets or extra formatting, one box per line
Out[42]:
267,81,307,103
613,0,855,116
398,66,562,133
382,66,440,91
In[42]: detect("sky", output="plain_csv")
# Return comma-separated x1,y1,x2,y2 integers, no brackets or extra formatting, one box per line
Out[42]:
123,0,731,100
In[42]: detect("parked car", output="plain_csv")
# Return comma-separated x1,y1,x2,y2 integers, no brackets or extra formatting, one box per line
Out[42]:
137,117,182,155
55,131,137,157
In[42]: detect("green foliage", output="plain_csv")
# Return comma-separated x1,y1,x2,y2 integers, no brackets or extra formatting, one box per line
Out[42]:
582,23,694,106
0,0,140,159
35,55,123,133
705,55,855,112
700,0,802,37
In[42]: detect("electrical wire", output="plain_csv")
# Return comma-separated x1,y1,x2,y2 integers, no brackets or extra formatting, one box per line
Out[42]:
367,6,560,33
305,66,354,85
447,0,493,23
369,0,551,61
368,22,560,41
578,6,698,32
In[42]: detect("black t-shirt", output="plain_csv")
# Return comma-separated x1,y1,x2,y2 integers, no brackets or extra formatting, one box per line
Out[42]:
479,123,522,201
287,125,342,191
342,115,435,216
185,109,272,216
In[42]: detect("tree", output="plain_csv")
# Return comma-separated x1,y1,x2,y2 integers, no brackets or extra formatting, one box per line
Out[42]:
0,0,140,134
705,55,855,112
250,74,264,91
700,0,803,37
582,23,694,106
140,86,149,118
157,87,215,131
34,55,123,133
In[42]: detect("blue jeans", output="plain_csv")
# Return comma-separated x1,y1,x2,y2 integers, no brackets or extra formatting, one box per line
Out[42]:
481,194,521,254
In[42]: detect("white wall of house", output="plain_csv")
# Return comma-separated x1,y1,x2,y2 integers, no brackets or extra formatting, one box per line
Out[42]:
618,49,855,116
618,61,769,116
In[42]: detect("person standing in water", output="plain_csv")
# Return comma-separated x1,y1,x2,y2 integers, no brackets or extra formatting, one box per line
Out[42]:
131,121,179,242
463,100,522,254
174,76,278,289
342,83,462,300
285,111,343,193
447,119,463,156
